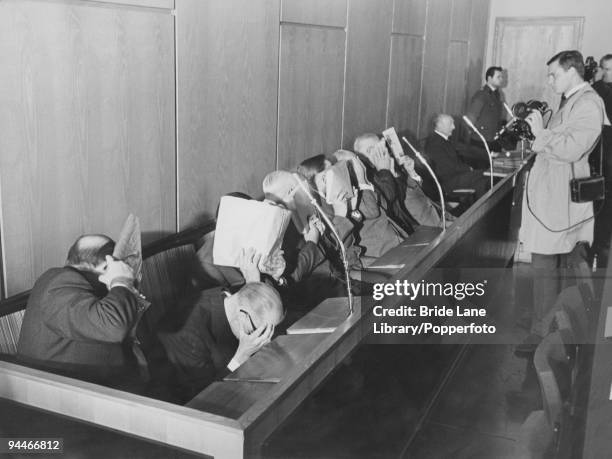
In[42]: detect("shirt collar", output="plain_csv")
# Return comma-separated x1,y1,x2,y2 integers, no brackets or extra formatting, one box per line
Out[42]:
434,130,449,141
486,83,498,93
564,82,589,99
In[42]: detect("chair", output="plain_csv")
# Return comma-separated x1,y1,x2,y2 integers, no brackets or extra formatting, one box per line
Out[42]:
519,331,571,458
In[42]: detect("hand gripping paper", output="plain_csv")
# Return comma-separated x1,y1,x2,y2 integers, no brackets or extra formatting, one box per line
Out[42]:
213,196,292,268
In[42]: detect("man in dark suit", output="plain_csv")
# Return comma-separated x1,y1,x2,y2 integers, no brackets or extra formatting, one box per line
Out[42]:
155,282,283,402
424,114,490,200
467,66,505,153
17,234,148,386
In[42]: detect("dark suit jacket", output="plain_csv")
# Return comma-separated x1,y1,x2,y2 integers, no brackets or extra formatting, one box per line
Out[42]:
424,132,472,187
368,168,418,234
156,287,237,402
467,85,504,141
17,267,144,383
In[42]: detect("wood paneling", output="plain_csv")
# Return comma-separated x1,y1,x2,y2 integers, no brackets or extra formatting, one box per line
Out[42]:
176,0,280,229
392,0,427,35
387,35,424,135
342,0,393,147
277,24,346,169
0,0,175,295
492,16,584,109
450,0,472,41
466,0,490,102
281,0,347,27
420,0,452,137
445,41,470,115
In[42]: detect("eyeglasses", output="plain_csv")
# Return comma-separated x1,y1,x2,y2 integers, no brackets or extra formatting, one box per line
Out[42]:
240,309,258,333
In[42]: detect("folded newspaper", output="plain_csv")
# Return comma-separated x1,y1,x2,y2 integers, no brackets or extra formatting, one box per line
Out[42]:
113,213,142,282
213,196,292,268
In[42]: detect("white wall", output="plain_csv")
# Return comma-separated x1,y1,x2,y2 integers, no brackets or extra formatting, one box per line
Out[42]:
485,0,612,69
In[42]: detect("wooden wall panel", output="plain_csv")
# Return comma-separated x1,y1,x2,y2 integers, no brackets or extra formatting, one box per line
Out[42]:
444,41,470,115
450,0,472,41
342,0,393,148
492,17,584,108
392,0,427,35
466,0,490,106
387,35,425,136
0,1,175,295
419,0,452,137
277,25,346,170
176,0,280,228
281,0,347,27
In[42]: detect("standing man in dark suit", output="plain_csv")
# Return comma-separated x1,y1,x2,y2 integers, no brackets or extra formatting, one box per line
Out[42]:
467,66,505,153
17,234,148,386
424,114,490,200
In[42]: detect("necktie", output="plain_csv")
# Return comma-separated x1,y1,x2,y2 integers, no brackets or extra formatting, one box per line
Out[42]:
559,94,568,110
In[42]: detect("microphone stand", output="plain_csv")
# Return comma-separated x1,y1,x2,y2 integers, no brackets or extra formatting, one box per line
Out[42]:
462,115,494,190
402,137,446,231
293,174,354,316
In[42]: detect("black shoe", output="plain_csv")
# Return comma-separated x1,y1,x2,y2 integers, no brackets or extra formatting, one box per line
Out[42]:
514,334,542,357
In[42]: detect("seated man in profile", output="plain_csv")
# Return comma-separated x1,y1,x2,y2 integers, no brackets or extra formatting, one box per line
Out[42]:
354,133,447,228
17,235,147,387
424,113,490,200
155,282,283,403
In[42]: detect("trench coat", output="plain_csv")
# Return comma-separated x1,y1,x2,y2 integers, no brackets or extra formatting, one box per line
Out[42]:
519,84,606,255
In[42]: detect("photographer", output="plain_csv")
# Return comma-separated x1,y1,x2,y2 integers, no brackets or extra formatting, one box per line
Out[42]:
516,50,606,353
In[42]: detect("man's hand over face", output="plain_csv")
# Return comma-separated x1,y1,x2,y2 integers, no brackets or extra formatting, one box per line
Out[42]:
233,322,274,366
98,255,135,289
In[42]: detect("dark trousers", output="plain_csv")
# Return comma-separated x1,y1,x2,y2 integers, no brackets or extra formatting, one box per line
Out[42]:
530,243,589,336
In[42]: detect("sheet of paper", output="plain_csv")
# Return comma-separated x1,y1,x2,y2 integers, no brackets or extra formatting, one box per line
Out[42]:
213,196,291,268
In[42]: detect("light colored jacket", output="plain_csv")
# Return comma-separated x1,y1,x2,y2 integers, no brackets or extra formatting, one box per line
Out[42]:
519,84,606,255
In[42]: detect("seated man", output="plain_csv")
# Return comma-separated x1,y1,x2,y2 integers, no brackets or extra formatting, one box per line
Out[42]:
327,151,406,260
155,282,283,403
424,114,490,200
17,235,147,387
354,133,447,228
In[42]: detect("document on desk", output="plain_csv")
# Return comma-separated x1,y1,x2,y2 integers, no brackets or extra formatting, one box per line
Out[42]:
604,306,612,338
224,334,323,383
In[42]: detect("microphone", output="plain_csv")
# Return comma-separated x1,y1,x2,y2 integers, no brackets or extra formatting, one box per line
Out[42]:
462,115,494,190
293,173,354,316
401,137,446,231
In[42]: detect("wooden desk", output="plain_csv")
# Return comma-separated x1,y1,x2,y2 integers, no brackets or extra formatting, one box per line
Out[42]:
0,166,526,459
187,166,522,456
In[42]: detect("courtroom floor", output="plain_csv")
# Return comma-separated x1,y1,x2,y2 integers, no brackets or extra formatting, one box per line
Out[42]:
263,264,541,459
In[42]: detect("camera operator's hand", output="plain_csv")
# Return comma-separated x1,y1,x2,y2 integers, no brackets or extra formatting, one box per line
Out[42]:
525,110,544,139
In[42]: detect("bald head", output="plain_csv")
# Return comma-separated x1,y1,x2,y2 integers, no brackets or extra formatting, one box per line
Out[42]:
262,170,299,208
234,282,284,327
433,114,455,137
66,234,115,272
353,133,379,155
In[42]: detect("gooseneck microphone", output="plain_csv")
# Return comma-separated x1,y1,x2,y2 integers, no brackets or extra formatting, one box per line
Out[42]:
462,115,494,190
293,173,354,316
401,137,446,231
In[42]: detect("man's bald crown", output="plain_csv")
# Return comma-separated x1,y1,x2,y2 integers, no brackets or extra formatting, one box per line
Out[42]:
66,234,115,271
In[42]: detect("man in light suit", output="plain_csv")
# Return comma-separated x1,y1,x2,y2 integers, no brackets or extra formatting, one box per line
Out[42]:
517,50,607,353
